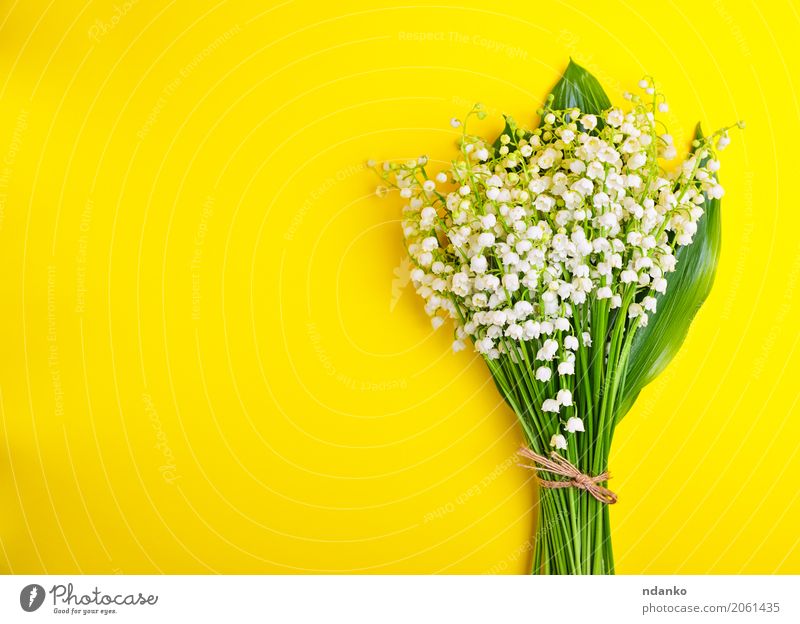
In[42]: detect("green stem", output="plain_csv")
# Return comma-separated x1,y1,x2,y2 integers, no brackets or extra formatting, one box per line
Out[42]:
532,488,613,575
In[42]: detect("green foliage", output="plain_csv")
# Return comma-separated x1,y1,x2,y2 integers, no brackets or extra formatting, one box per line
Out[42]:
548,58,611,115
616,125,722,419
545,62,722,421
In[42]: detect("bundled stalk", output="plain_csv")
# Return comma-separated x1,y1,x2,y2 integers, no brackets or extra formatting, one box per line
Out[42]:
375,61,741,574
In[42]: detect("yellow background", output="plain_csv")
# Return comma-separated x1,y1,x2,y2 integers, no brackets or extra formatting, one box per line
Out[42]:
0,0,797,574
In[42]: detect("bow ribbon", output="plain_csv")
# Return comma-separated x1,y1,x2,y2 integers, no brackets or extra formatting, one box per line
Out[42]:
518,447,618,505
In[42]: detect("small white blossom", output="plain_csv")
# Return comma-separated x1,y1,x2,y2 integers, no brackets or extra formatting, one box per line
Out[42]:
543,399,561,414
581,114,597,130
564,417,584,433
606,109,624,127
564,335,579,350
550,433,567,450
556,389,573,406
537,339,559,361
558,360,575,375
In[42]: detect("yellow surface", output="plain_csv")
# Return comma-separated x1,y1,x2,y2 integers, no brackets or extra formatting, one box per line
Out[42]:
0,0,797,574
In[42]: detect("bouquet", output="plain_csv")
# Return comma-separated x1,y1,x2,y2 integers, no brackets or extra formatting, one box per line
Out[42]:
374,61,741,574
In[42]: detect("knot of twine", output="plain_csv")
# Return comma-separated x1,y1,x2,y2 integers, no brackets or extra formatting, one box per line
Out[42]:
517,447,618,505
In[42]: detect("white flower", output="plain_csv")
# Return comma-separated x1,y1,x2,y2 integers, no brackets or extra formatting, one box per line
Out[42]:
628,302,643,318
450,117,461,128
480,214,496,229
628,152,647,170
558,360,575,375
420,206,436,227
564,417,584,433
550,433,567,450
477,232,495,248
452,340,466,352
581,114,597,131
535,366,552,382
421,236,438,252
569,160,586,175
581,332,592,347
503,273,520,291
554,317,570,332
564,335,579,350
538,148,560,170
535,194,555,212
505,323,524,340
514,301,533,317
556,389,573,406
592,192,610,208
620,269,638,284
606,108,624,127
471,255,488,274
660,253,677,272
476,337,494,353
537,339,559,361
523,320,540,339
543,399,561,413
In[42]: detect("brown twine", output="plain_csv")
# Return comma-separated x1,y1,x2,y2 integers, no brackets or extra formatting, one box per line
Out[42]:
517,447,618,505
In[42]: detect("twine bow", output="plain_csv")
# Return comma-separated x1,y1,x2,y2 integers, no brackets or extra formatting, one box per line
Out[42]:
518,447,618,505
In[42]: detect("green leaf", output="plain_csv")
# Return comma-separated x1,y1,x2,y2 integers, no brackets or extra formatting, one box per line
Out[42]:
548,58,611,115
616,124,722,419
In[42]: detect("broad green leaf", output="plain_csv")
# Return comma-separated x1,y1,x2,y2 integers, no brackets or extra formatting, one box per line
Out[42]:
548,58,611,115
616,124,722,419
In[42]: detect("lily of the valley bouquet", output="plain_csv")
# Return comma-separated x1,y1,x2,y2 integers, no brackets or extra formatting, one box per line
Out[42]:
375,61,741,574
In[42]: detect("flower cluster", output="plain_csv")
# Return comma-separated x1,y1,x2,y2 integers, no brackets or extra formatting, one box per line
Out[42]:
375,78,739,450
